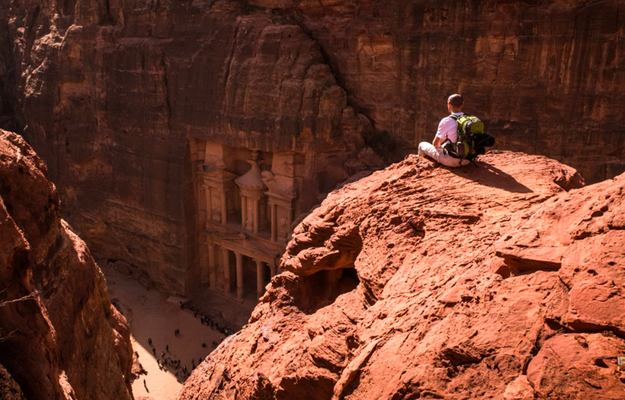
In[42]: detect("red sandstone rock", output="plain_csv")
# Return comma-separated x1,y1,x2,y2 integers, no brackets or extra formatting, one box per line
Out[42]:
1,0,378,295
178,151,625,399
0,130,133,400
526,333,625,399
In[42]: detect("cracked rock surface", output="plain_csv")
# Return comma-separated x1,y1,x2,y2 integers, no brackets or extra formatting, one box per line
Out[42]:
179,151,625,399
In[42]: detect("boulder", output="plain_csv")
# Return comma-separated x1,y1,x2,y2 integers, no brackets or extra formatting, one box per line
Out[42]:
179,151,623,399
0,130,134,400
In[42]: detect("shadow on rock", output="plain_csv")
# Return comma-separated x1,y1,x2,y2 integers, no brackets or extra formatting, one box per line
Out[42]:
448,161,533,193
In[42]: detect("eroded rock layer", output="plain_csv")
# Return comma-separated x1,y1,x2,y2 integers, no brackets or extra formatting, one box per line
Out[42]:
179,151,625,399
0,130,133,400
1,0,624,295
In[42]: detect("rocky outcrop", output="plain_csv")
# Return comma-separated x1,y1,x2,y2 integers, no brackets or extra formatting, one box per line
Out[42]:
1,0,623,296
0,129,133,400
179,151,625,399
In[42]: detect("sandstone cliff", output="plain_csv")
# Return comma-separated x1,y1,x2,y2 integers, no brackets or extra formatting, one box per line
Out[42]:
179,151,625,399
0,129,133,400
1,0,624,296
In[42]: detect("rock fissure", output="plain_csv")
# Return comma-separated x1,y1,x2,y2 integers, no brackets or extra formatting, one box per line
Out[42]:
222,17,243,96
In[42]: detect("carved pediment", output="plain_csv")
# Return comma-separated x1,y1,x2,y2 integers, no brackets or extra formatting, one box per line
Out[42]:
262,171,298,202
200,160,237,188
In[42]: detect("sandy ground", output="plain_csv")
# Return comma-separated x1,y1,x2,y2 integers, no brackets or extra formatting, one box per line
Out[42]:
102,264,224,400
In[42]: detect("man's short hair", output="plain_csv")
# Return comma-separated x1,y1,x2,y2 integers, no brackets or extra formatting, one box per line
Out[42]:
447,94,464,108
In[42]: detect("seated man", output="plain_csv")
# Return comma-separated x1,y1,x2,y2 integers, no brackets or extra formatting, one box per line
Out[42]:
418,94,470,168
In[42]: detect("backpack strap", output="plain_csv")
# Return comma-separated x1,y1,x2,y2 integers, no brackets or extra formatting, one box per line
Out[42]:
447,114,466,162
449,114,463,138
448,114,460,145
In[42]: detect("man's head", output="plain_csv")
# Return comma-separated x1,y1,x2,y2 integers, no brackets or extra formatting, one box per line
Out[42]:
447,94,464,113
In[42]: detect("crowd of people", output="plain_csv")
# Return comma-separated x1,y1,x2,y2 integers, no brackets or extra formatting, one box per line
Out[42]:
145,332,226,383
113,279,237,386
180,301,233,336
138,302,233,384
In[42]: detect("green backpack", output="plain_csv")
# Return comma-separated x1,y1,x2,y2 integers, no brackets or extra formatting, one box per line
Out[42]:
444,114,494,161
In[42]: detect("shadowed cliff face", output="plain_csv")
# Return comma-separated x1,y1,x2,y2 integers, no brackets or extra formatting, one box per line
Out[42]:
1,0,624,295
178,151,625,400
0,130,133,400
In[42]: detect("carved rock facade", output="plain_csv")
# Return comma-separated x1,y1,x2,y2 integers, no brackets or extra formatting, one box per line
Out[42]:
192,143,303,300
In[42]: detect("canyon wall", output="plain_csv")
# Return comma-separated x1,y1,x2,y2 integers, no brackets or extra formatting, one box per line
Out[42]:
1,0,624,295
0,130,133,400
179,151,625,400
260,0,625,181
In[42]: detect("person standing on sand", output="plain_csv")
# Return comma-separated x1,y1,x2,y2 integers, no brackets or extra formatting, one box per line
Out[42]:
418,94,471,168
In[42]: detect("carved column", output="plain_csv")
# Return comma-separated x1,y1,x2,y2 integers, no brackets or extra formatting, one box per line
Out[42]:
206,186,212,225
200,178,209,229
270,203,278,242
207,241,216,289
241,196,248,230
220,191,228,225
235,252,244,301
222,247,231,294
256,260,264,298
265,192,297,243
261,158,298,243
253,199,260,233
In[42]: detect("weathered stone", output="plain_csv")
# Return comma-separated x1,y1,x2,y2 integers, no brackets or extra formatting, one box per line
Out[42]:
1,1,379,295
0,364,25,400
564,275,625,335
527,333,625,399
265,0,625,183
503,375,535,400
0,130,133,400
